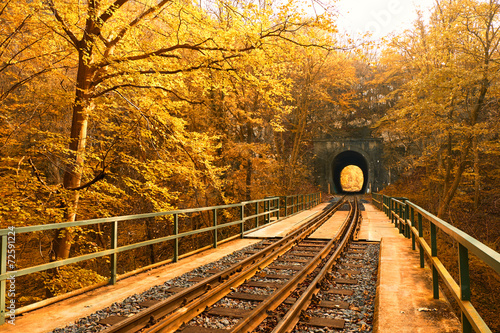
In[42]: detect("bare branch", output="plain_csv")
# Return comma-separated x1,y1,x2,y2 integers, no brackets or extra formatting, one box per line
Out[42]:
28,157,49,188
91,84,204,104
46,0,80,47
66,170,106,191
92,53,242,88
95,39,254,70
0,13,32,54
0,68,51,102
107,0,172,49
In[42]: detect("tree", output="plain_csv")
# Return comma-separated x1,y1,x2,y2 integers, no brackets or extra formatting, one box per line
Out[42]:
24,0,339,260
377,0,500,217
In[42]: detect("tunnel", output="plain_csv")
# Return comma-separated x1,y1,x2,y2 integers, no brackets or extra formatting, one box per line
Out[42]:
331,150,369,194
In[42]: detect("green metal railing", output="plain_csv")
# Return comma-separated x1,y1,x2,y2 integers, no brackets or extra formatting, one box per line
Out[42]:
0,193,321,324
281,193,321,217
373,194,500,333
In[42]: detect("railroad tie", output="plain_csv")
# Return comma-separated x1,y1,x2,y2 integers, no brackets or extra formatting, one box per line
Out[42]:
300,317,345,329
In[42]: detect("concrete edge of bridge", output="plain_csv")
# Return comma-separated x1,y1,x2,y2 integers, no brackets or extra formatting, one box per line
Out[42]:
372,241,382,333
373,236,461,333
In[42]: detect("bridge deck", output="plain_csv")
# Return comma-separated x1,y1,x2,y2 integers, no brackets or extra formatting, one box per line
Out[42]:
359,202,461,333
7,199,462,332
244,203,329,238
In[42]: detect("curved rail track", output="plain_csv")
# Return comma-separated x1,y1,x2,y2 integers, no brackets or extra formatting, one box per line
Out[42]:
101,196,365,333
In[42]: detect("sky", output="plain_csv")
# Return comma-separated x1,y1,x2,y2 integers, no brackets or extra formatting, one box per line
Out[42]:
334,0,437,40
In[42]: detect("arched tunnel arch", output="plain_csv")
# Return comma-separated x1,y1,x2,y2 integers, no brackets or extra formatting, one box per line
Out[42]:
331,150,369,194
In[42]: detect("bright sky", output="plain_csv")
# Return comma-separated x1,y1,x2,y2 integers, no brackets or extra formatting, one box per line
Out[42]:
334,0,437,40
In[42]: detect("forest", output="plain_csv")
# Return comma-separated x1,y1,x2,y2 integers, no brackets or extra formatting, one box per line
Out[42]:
0,0,499,330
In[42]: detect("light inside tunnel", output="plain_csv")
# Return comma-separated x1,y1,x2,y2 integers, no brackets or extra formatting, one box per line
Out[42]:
340,165,364,192
331,150,368,193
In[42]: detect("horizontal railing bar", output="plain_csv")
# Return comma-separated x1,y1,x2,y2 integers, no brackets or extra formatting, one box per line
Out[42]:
0,193,320,327
406,202,500,275
430,256,490,333
375,192,499,332
0,208,282,280
408,220,492,333
0,198,281,236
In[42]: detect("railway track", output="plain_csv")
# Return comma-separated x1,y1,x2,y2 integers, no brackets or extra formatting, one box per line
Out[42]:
95,196,375,333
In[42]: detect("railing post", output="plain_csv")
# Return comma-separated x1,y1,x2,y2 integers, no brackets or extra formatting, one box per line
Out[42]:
418,213,424,268
266,199,270,223
213,208,218,248
174,214,179,262
391,200,395,224
398,203,403,233
403,203,407,237
459,244,471,301
276,198,280,220
402,203,405,232
410,206,415,250
405,203,410,238
110,221,118,285
255,202,259,228
240,204,245,237
0,235,7,324
400,204,404,234
284,197,288,217
268,199,271,223
394,202,398,228
458,243,472,333
431,222,439,299
263,200,267,224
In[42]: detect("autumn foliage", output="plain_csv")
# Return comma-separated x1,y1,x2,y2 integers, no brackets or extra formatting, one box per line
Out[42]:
1,0,499,328
376,1,500,330
0,0,363,305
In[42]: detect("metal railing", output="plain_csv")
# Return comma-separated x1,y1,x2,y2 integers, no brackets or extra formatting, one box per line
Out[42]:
281,193,321,217
0,193,321,324
373,194,500,333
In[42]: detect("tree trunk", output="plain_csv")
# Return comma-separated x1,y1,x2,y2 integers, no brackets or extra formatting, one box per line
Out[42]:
245,123,253,201
51,50,93,261
288,72,310,190
473,136,480,210
437,138,472,218
437,71,488,218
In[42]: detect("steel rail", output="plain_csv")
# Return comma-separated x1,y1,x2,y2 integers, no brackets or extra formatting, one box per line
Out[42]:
227,199,358,333
142,199,345,333
271,198,360,333
103,197,346,333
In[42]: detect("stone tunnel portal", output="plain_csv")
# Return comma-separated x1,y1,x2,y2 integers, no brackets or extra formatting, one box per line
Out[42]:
332,150,369,194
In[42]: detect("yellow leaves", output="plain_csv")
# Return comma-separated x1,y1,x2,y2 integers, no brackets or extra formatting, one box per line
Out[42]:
40,266,107,296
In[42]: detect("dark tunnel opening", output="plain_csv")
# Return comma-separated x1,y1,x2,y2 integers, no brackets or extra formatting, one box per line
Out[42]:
332,150,369,194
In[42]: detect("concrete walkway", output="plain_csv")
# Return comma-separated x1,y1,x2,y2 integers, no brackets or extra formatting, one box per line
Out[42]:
4,238,260,333
244,203,329,238
359,202,461,333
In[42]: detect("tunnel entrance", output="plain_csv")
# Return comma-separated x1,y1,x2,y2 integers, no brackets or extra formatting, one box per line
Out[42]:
332,150,369,194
